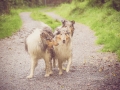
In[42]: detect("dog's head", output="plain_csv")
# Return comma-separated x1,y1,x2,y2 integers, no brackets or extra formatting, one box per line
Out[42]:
61,20,75,36
54,27,71,45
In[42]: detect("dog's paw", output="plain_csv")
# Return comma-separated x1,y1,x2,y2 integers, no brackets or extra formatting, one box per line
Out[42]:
44,74,50,77
62,66,66,71
59,71,63,75
26,75,33,79
49,71,53,75
66,68,69,72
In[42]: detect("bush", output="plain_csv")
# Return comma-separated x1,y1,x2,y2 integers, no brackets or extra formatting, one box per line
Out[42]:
87,0,106,7
87,0,120,11
0,9,22,39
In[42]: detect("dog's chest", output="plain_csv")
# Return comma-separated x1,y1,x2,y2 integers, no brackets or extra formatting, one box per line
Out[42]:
55,44,71,59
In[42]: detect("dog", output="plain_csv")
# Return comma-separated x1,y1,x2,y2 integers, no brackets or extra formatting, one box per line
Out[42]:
53,26,72,75
25,27,58,78
52,20,75,71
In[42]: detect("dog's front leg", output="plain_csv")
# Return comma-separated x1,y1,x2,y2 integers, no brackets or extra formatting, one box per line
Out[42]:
44,56,53,77
27,58,38,79
52,57,56,68
66,57,72,72
58,59,63,75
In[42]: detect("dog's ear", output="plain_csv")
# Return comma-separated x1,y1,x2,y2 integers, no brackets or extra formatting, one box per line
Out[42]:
71,20,75,25
61,20,66,27
55,29,61,35
56,31,61,35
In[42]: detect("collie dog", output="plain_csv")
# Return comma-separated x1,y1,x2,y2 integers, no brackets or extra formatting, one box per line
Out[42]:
25,27,58,78
52,20,75,74
53,27,72,75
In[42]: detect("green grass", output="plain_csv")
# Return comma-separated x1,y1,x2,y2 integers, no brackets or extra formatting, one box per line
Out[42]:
31,10,61,30
53,1,120,60
0,9,22,39
0,7,60,39
0,7,46,39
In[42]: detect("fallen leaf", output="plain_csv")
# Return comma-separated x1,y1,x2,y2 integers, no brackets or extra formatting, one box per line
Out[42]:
87,83,90,86
61,85,64,88
99,67,104,72
108,64,112,67
8,47,12,50
83,59,87,65
113,73,116,76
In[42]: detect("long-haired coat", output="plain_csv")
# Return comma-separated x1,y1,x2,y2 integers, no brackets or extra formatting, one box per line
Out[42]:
25,27,58,78
53,27,72,75
53,20,75,74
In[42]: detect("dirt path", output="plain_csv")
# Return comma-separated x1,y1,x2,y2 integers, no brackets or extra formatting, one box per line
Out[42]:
0,12,120,90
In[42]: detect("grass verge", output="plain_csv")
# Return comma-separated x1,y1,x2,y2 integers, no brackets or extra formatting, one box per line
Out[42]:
31,9,61,30
54,1,120,60
0,9,22,39
0,7,61,39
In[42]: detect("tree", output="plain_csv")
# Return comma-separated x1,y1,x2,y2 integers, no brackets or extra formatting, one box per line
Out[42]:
0,0,10,14
112,0,120,11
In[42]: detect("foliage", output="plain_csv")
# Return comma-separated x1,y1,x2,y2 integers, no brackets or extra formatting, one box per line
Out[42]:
0,0,10,14
54,1,120,60
0,0,72,15
0,9,22,39
87,0,120,11
0,7,61,39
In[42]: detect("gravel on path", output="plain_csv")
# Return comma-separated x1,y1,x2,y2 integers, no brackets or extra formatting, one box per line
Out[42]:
0,12,120,90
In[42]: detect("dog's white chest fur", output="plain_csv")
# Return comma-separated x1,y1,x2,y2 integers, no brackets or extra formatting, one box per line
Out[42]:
54,42,72,61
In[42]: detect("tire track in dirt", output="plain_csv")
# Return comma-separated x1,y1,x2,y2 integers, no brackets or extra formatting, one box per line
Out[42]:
0,12,120,90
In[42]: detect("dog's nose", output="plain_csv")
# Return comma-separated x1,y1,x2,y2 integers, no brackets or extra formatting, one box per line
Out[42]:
63,40,65,43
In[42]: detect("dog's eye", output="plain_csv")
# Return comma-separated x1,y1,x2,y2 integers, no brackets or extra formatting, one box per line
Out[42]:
65,33,68,35
56,36,61,40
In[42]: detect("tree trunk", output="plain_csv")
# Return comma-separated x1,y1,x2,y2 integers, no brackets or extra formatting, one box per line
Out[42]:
1,0,10,14
101,0,105,3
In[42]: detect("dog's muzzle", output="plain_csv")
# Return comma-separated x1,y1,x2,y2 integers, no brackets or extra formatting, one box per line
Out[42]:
63,40,65,43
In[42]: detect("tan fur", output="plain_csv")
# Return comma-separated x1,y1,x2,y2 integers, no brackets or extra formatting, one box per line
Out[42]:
52,20,75,71
53,27,72,75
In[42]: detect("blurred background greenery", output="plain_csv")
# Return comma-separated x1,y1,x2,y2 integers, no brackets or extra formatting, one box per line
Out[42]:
0,0,120,60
